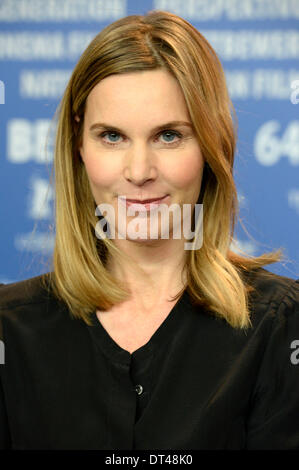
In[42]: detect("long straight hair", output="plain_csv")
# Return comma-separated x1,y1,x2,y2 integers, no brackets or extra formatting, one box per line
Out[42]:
43,10,283,328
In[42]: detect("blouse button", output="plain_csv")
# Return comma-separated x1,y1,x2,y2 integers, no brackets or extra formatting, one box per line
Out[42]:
135,384,143,395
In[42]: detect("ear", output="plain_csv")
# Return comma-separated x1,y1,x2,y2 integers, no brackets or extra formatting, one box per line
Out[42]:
74,115,84,160
78,144,84,161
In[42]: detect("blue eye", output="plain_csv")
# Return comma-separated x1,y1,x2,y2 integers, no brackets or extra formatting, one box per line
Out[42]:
103,131,121,143
161,131,179,143
99,129,182,146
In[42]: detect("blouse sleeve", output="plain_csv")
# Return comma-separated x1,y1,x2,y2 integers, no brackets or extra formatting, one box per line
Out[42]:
0,284,12,449
0,376,11,449
245,278,299,449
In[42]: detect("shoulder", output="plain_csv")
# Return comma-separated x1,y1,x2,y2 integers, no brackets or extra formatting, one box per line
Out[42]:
243,270,299,448
240,267,299,336
241,266,299,311
0,273,68,341
0,273,53,308
242,266,298,303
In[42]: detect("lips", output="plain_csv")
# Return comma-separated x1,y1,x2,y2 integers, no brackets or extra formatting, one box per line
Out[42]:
117,195,170,214
120,196,168,203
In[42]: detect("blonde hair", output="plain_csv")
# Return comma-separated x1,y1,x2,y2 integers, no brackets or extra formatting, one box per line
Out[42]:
43,10,283,329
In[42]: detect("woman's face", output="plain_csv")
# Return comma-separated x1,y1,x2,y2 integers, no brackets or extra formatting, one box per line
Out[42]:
78,69,205,243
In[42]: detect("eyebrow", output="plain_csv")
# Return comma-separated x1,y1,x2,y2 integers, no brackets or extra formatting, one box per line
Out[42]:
89,120,193,133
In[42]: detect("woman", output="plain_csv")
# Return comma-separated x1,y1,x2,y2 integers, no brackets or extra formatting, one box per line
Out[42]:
1,10,299,450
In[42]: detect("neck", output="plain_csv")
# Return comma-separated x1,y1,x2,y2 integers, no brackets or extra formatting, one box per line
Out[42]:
107,237,187,308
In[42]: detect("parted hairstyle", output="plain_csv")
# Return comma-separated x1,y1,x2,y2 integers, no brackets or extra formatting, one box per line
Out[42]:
43,9,283,328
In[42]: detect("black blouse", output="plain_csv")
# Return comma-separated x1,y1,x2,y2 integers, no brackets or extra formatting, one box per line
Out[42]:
0,267,299,450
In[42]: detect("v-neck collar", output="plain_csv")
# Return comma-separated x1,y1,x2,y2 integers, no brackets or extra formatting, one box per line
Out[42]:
86,289,190,366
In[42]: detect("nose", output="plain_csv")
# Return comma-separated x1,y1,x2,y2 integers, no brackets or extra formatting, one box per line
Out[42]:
123,142,157,185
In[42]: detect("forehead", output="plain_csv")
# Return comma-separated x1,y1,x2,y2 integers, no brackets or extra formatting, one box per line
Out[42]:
84,69,189,121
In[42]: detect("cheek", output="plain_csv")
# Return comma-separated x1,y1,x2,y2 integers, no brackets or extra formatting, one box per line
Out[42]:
82,151,120,188
165,148,204,189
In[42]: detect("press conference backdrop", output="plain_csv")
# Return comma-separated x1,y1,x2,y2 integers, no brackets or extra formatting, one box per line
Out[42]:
0,0,298,284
